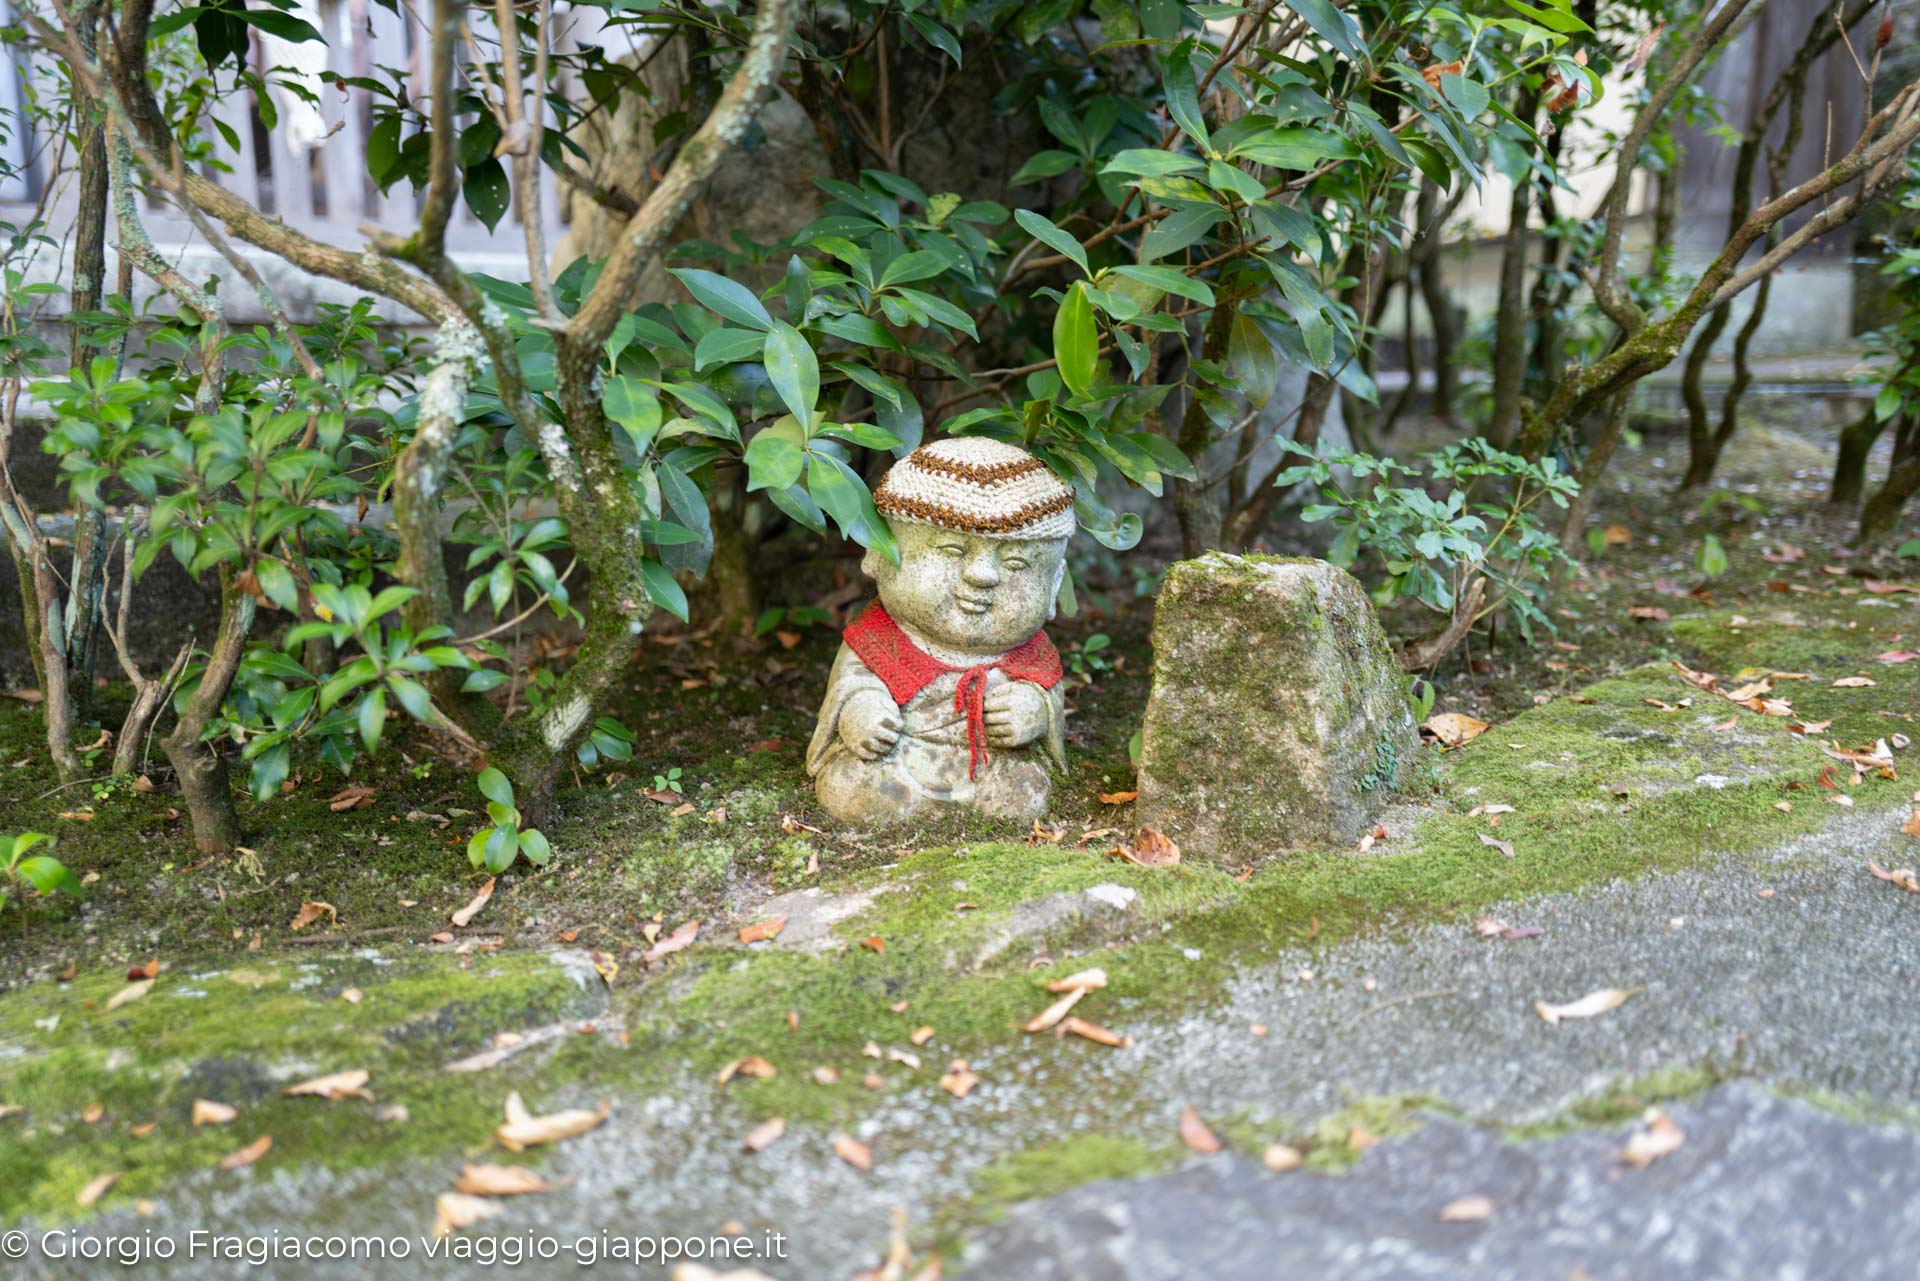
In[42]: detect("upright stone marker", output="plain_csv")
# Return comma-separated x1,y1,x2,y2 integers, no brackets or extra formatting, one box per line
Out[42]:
1135,553,1417,859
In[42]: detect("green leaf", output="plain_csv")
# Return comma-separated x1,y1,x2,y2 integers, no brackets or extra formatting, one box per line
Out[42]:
1283,0,1364,64
461,159,511,232
10,831,53,862
461,668,508,693
906,11,963,64
1160,44,1210,150
254,558,299,613
604,375,664,448
518,828,553,866
234,7,322,42
762,322,820,423
1013,209,1089,277
743,418,807,492
477,767,514,808
1103,149,1205,177
806,453,898,564
1011,150,1081,186
666,268,772,330
1226,313,1277,408
358,687,387,753
692,327,767,372
387,675,432,722
1111,264,1214,306
641,558,690,622
482,825,520,874
16,855,80,898
1441,74,1491,119
367,116,401,187
1053,282,1099,399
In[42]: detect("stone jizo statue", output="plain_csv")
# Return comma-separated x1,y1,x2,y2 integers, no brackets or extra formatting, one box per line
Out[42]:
808,438,1075,821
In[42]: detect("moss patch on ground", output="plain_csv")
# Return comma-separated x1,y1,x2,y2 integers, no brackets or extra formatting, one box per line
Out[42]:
0,949,612,1221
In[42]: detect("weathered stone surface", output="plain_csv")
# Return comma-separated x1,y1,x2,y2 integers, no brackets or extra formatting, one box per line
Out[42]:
1135,553,1415,858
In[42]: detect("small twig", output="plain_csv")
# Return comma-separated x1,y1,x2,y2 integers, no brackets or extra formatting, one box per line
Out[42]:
1346,987,1459,1027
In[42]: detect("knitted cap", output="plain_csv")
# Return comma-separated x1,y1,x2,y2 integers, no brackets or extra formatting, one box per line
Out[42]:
873,438,1076,541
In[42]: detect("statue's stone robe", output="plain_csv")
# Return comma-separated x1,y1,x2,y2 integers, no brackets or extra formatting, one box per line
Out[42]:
807,609,1067,821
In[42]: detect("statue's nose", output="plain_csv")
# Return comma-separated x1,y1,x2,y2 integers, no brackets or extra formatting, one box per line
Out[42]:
961,550,1001,589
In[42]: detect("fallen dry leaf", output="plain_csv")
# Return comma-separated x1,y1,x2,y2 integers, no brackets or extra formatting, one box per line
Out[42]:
56,810,96,822
340,987,363,1005
289,901,337,932
716,1055,777,1086
909,1026,935,1047
284,1069,372,1100
1178,1105,1223,1154
1903,809,1920,839
1877,651,1919,664
1045,967,1108,993
1439,1194,1495,1222
1628,605,1669,622
103,978,154,1011
939,1059,980,1098
1475,916,1509,937
192,1099,238,1126
218,1135,273,1170
454,1163,561,1195
328,784,378,811
76,1172,122,1207
832,1132,873,1171
859,936,887,953
1620,1110,1685,1168
1536,987,1641,1025
1099,790,1138,805
1869,862,1920,892
641,918,700,964
1058,1016,1131,1048
495,1093,610,1152
1022,987,1086,1032
1424,712,1491,747
1108,828,1181,867
742,1117,786,1152
82,1102,104,1124
1832,676,1878,689
432,1192,502,1237
1262,1143,1303,1171
450,878,495,928
812,1066,841,1085
738,916,787,944
1478,832,1516,858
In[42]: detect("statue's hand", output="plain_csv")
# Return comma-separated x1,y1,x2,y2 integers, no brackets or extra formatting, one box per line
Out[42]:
983,681,1049,748
840,689,903,761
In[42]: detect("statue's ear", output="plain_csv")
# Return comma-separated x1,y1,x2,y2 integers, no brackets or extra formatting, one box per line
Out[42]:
861,545,884,582
1046,552,1067,621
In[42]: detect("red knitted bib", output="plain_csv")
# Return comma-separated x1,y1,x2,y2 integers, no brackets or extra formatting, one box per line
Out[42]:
842,601,1062,778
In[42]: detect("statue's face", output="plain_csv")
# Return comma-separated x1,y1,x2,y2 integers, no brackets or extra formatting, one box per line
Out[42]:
866,523,1067,654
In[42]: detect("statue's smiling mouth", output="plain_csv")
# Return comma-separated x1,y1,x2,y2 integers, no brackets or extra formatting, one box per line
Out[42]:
953,592,994,615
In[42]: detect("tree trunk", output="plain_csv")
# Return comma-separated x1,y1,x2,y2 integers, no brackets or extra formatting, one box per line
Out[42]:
1172,302,1236,557
1829,407,1885,509
1413,180,1460,422
699,464,759,635
1559,392,1633,553
1859,419,1919,545
1489,88,1543,449
160,578,255,853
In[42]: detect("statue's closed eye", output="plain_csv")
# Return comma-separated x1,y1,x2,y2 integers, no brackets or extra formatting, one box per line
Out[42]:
1004,557,1030,571
939,543,966,557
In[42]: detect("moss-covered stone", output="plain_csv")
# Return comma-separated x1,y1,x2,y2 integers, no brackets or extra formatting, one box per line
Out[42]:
1136,554,1417,859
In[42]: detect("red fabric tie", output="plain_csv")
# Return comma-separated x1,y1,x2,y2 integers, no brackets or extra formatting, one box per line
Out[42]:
842,601,1063,780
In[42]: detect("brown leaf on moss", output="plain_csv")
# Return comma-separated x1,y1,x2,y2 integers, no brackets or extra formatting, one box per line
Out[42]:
1424,712,1490,747
1022,987,1087,1032
716,1056,777,1086
1045,967,1108,993
641,918,700,964
1099,790,1138,805
76,1172,122,1207
738,916,787,944
939,1059,980,1098
1478,832,1516,858
192,1099,238,1126
1178,1105,1223,1154
284,1069,372,1100
450,878,495,928
859,936,886,953
1059,1016,1132,1048
494,1093,610,1152
218,1135,273,1170
289,901,337,932
1108,828,1181,867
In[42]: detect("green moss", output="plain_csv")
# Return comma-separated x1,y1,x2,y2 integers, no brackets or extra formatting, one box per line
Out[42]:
969,1134,1173,1214
0,950,609,1221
